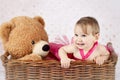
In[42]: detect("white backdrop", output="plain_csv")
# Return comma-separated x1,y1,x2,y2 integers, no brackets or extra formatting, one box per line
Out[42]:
0,0,120,80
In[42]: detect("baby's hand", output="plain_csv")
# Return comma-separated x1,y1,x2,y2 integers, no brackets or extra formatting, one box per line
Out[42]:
60,58,75,68
95,56,105,65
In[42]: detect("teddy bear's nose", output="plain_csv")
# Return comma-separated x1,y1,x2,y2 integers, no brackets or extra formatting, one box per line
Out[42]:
42,44,50,51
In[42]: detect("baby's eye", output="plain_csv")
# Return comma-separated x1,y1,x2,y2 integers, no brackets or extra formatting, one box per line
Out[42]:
81,34,87,37
75,34,78,37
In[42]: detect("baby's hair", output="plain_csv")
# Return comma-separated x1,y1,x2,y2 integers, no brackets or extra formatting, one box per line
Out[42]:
76,16,100,35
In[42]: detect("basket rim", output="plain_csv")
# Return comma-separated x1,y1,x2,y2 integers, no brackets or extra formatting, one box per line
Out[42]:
4,51,118,67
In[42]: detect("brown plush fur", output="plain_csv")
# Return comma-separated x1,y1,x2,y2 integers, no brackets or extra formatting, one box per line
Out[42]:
0,16,48,62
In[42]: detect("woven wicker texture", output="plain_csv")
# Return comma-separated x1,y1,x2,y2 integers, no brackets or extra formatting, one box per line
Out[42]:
4,51,117,80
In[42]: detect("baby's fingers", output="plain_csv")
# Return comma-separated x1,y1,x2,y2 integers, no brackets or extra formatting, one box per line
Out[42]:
96,59,104,65
70,59,76,61
61,63,70,68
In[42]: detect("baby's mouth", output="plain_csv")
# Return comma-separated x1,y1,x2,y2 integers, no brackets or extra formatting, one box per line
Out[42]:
77,43,85,46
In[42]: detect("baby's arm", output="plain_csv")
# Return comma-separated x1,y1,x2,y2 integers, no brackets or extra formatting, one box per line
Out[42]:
58,44,75,68
95,45,110,65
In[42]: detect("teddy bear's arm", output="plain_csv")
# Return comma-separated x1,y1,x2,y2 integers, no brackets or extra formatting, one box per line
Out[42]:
18,54,42,61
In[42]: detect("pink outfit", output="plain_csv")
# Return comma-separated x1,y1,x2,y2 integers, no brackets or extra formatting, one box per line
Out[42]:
49,42,98,61
74,42,98,60
49,35,74,60
49,36,110,61
49,43,64,60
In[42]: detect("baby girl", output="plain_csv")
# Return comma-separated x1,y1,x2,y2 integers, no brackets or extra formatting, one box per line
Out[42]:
50,16,110,68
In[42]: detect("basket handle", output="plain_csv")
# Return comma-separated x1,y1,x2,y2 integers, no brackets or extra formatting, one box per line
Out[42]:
107,42,117,56
0,51,9,65
106,42,118,61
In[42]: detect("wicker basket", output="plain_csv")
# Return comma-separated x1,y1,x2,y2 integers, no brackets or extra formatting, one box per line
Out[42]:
3,50,117,80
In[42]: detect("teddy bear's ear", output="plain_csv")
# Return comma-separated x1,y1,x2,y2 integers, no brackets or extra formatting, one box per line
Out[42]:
33,16,45,27
0,22,15,44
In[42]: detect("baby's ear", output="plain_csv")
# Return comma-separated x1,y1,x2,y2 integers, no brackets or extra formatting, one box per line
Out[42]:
95,33,100,40
0,22,15,44
33,16,45,27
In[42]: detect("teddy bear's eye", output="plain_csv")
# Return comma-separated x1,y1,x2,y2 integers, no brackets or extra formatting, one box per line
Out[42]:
31,41,35,45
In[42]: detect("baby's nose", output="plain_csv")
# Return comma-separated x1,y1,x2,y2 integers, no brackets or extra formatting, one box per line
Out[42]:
77,37,82,42
42,44,50,51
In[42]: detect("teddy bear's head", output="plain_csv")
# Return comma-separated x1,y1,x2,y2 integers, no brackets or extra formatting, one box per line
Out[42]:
0,16,50,59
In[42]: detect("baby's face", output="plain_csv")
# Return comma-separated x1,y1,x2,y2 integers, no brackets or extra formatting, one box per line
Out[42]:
73,25,99,51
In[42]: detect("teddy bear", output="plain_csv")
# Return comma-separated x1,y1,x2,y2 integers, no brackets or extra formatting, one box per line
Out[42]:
0,16,50,63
